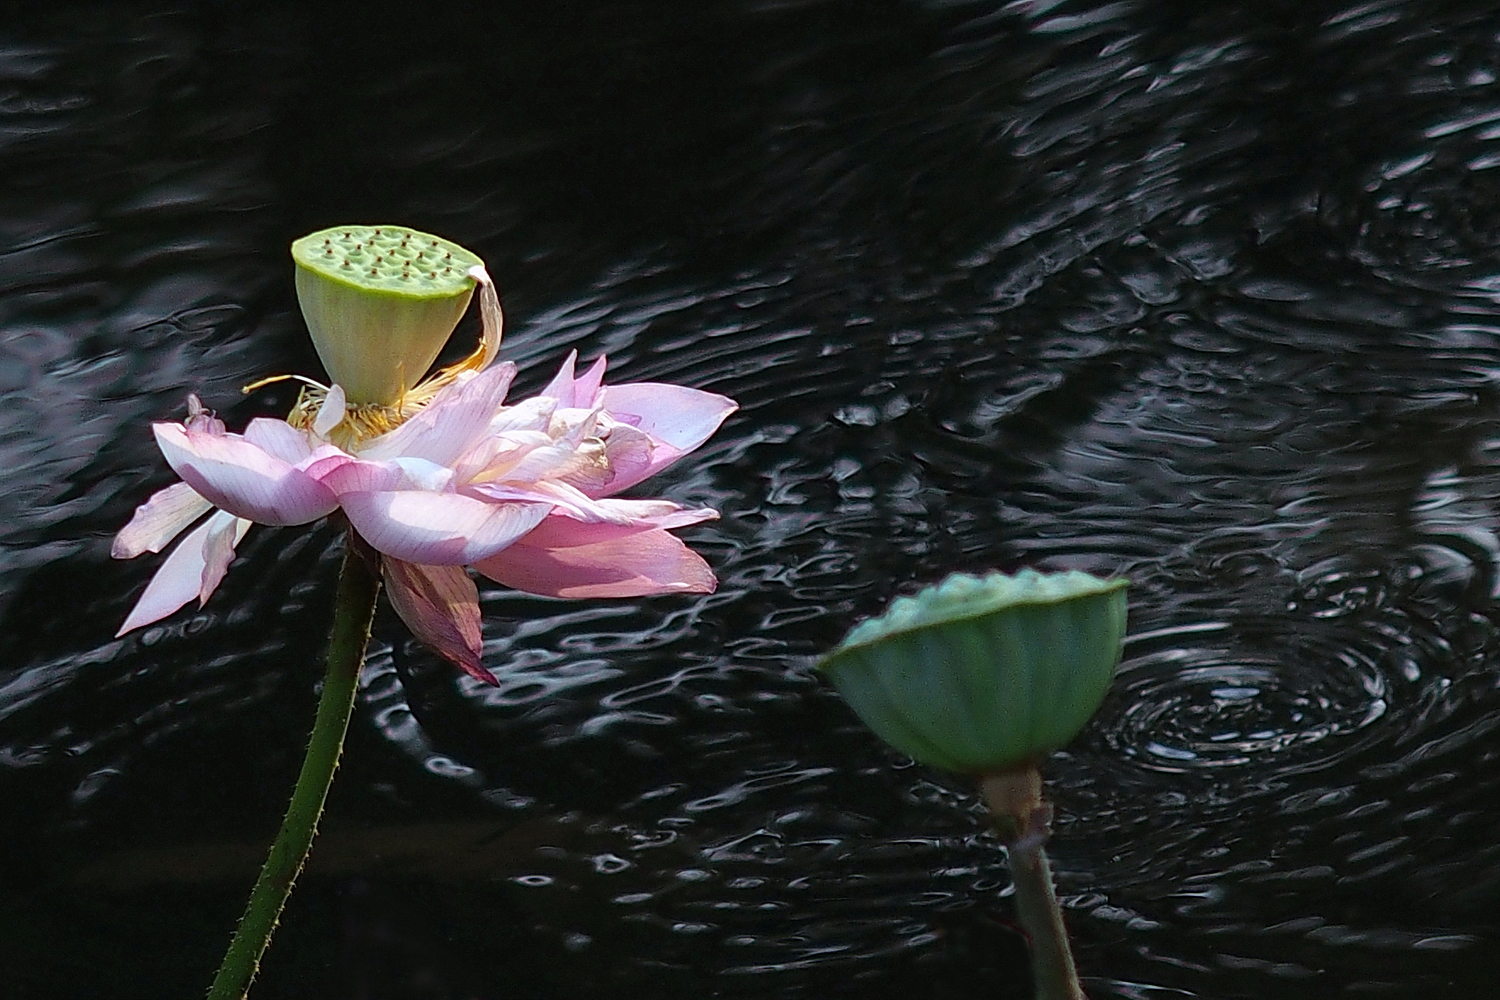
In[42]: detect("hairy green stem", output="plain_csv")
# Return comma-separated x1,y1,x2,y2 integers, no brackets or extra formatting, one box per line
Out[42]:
980,767,1087,1000
206,539,381,1000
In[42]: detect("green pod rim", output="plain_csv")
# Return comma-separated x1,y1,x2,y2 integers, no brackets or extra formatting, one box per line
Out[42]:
818,570,1127,774
290,225,483,405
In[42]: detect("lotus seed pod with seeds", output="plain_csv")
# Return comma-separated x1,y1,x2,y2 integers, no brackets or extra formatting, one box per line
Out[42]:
291,225,484,405
818,569,1127,775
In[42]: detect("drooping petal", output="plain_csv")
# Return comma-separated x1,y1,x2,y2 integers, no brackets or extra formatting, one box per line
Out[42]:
112,481,213,559
595,383,737,490
198,514,252,603
339,489,551,564
469,264,504,373
473,517,717,599
383,558,496,684
357,361,517,466
116,510,247,636
155,422,340,526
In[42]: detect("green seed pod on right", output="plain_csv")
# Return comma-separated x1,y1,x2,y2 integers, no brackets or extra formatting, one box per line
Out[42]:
291,225,484,406
817,569,1127,775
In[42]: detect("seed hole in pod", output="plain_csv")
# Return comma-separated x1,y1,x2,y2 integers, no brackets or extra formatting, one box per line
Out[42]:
444,252,451,259
355,243,363,251
342,259,350,267
429,240,437,246
343,231,351,238
429,271,437,278
374,228,382,236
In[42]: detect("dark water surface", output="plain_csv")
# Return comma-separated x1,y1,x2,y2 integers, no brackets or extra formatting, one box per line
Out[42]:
5,2,1500,997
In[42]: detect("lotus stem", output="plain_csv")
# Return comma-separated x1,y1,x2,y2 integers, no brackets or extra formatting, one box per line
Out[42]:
980,766,1086,1000
206,533,381,1000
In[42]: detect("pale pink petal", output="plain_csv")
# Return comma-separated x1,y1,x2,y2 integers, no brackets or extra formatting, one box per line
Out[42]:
573,355,608,407
116,510,246,636
112,481,213,558
485,395,555,435
313,384,347,437
319,456,455,496
339,489,551,564
592,422,653,497
596,383,737,490
467,479,633,523
473,520,717,599
242,418,316,465
383,558,495,684
198,515,252,603
155,423,339,526
540,350,579,404
358,362,518,466
591,499,720,530
599,383,738,450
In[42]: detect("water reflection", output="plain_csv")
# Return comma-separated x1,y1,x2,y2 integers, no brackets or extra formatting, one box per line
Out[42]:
6,0,1500,997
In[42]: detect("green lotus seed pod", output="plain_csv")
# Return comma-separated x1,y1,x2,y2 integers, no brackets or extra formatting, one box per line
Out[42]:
818,569,1127,774
291,225,484,405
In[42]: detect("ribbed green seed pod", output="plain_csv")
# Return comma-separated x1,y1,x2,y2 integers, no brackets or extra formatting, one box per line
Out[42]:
291,225,483,405
817,569,1127,774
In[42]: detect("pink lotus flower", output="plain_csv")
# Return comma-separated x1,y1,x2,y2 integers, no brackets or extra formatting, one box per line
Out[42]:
113,270,736,684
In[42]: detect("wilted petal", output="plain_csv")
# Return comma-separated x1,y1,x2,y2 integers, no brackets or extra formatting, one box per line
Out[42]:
155,423,340,526
474,517,717,599
383,559,495,684
358,361,517,466
596,383,736,490
339,489,551,564
116,510,247,636
112,481,213,558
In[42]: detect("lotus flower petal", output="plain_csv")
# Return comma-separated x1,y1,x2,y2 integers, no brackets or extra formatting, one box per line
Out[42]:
473,515,717,598
112,481,213,559
155,422,340,526
382,558,495,684
338,488,551,564
243,417,317,465
198,513,253,602
116,510,249,636
359,361,518,467
596,383,736,490
540,350,578,404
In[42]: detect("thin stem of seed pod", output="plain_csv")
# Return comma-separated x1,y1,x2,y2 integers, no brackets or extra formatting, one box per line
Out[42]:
206,531,381,1000
980,766,1087,1000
